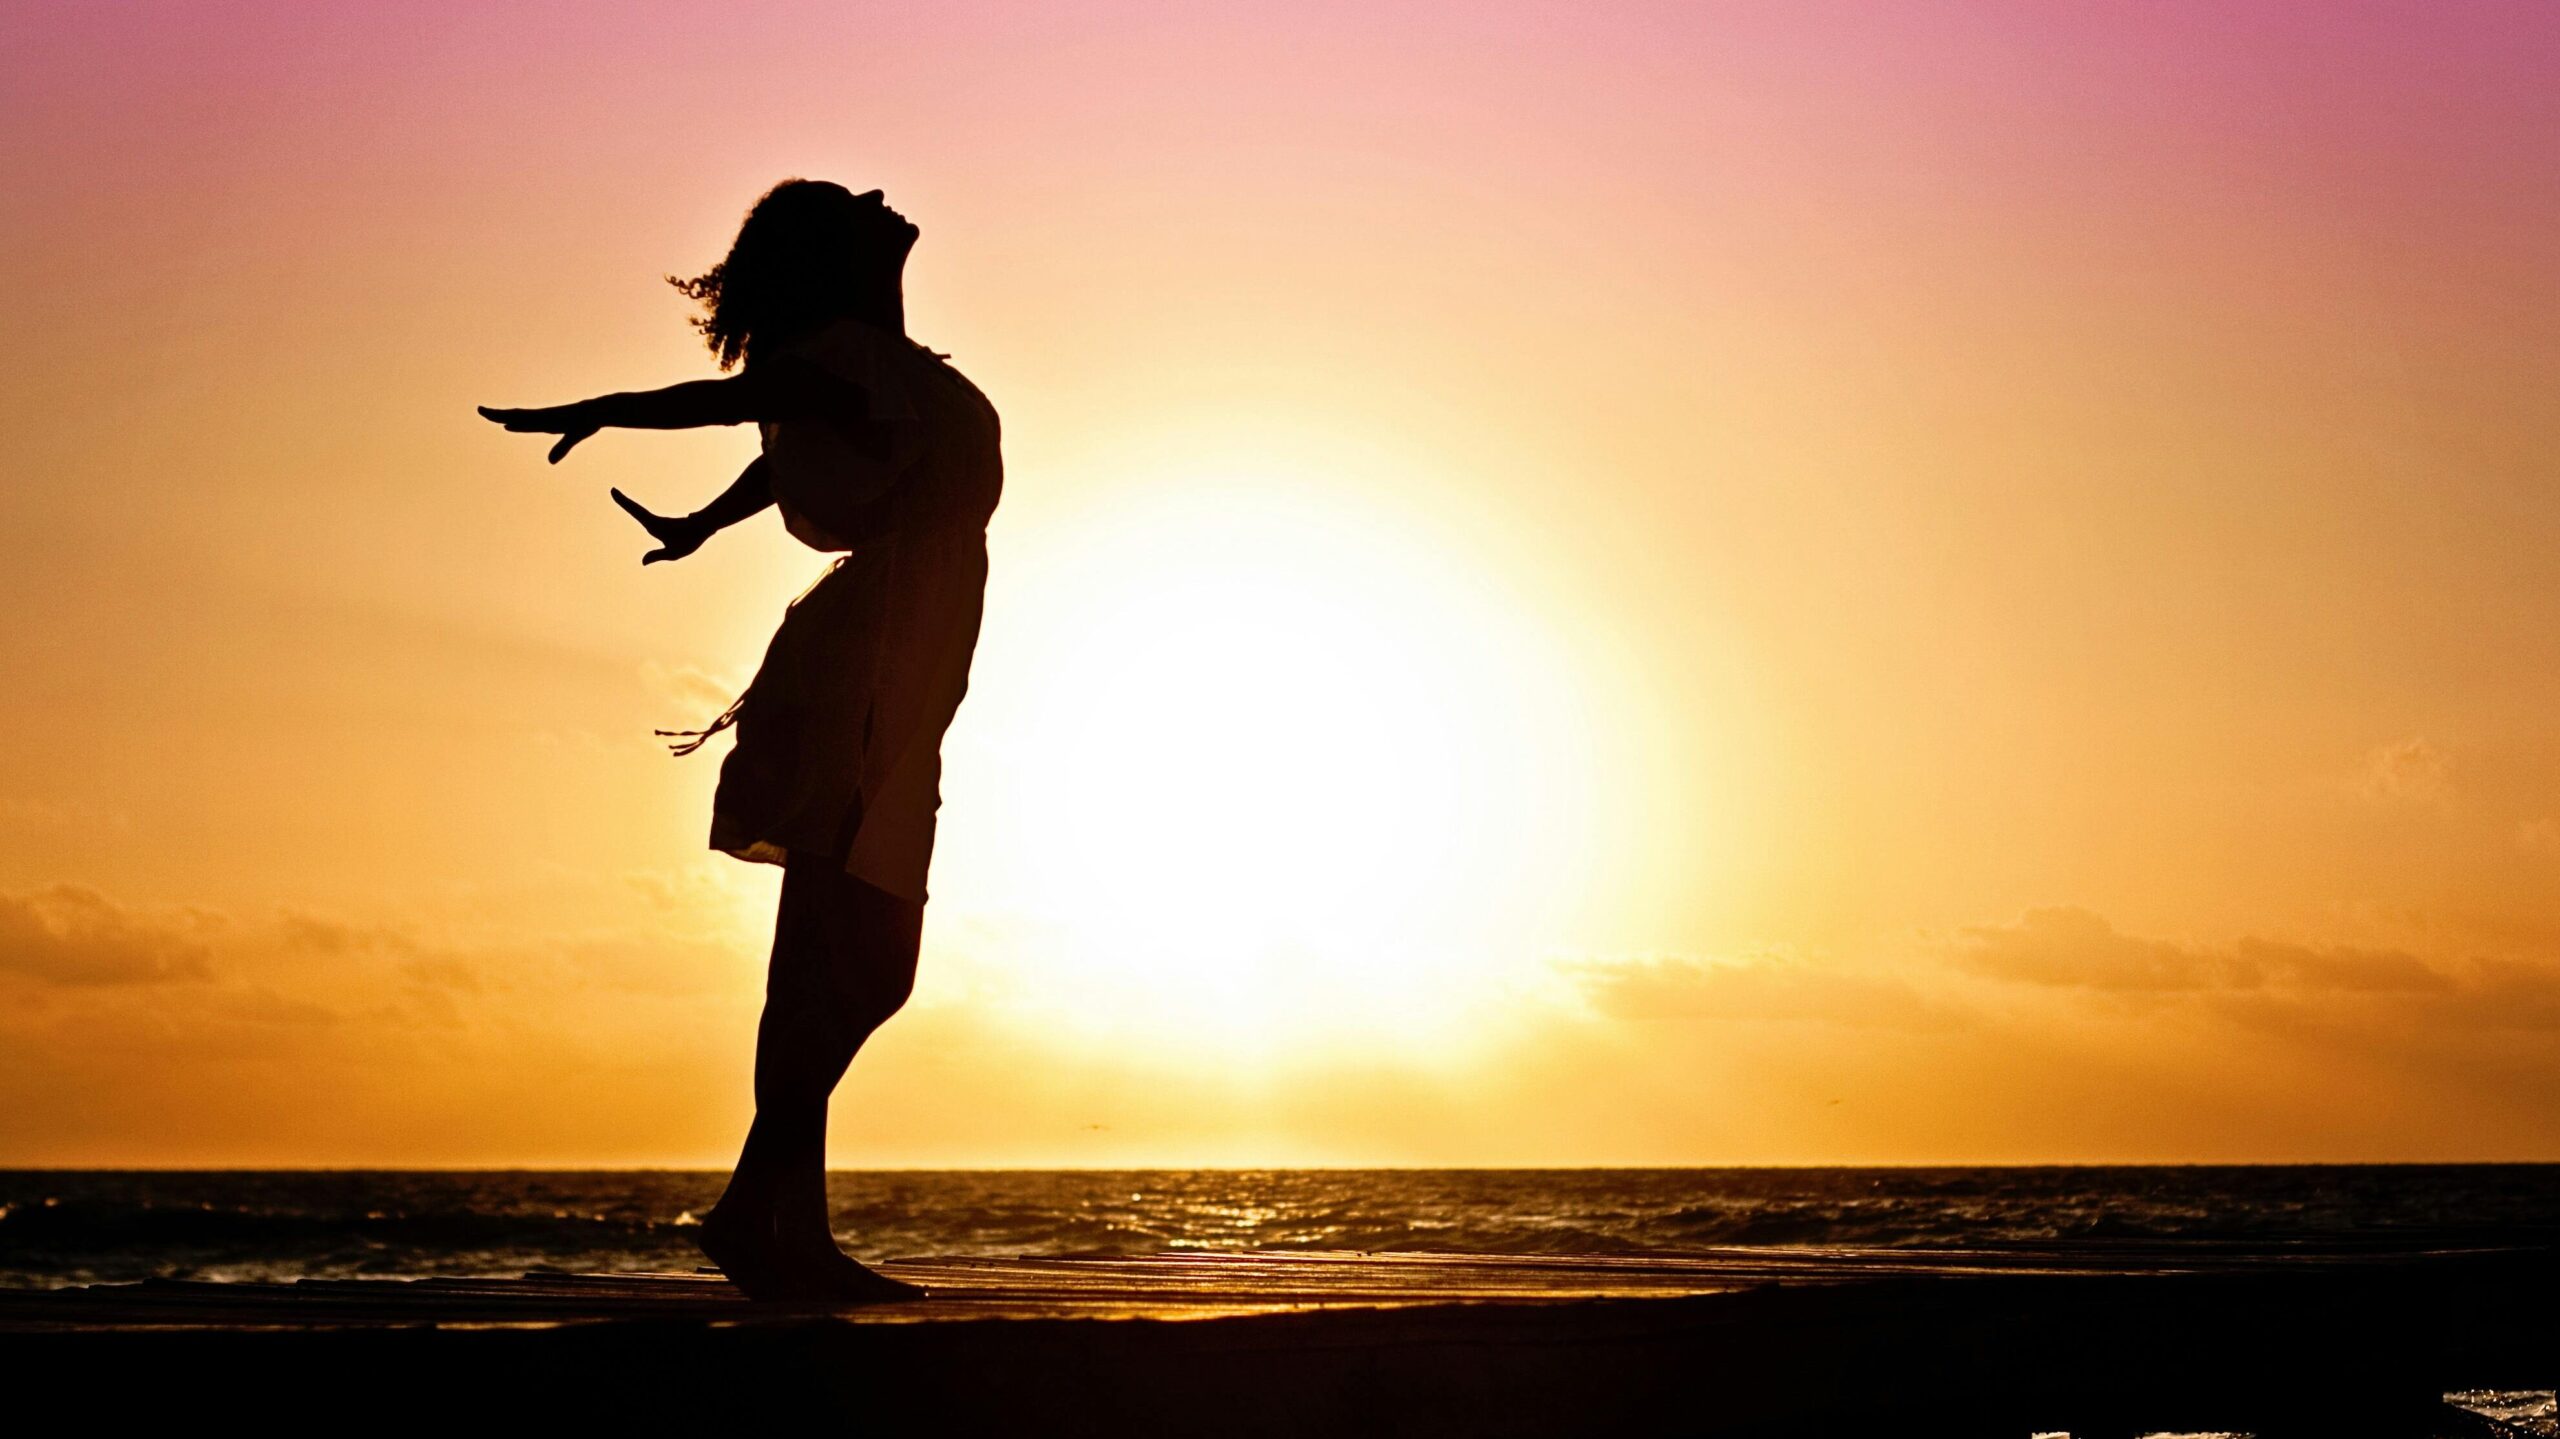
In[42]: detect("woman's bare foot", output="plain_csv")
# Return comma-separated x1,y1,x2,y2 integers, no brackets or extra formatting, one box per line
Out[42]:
696,1206,815,1302
773,1227,926,1302
812,1248,926,1303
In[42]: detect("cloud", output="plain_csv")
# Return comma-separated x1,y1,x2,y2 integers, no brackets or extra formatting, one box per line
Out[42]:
0,886,217,986
1954,907,2452,994
640,659,745,716
2228,937,2453,993
203,984,340,1026
2464,957,2560,1031
398,956,483,994
1564,951,1957,1029
278,913,421,956
1956,907,2233,990
2358,736,2452,803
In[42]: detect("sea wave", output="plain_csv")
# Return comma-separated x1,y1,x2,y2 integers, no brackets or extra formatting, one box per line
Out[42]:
3,1166,2554,1287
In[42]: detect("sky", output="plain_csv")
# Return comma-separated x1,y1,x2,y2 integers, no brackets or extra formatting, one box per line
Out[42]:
2,0,2556,1167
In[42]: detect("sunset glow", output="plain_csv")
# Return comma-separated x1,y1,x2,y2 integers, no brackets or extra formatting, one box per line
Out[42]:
946,461,1613,1057
3,1,2557,1167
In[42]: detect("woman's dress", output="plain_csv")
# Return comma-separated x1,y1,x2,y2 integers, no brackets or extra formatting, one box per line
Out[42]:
688,317,1002,905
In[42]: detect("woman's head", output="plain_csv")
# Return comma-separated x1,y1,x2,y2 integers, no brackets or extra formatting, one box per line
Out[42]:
669,179,919,370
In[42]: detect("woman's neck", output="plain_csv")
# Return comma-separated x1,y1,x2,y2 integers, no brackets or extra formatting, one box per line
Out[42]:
851,281,907,338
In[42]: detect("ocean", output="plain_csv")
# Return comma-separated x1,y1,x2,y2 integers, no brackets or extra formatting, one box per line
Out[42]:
3,1164,2555,1289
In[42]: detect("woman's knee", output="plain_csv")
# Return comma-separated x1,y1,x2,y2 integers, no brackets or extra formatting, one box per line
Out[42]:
808,872,921,1021
763,960,911,1052
768,860,922,1031
818,959,912,1037
857,964,916,1028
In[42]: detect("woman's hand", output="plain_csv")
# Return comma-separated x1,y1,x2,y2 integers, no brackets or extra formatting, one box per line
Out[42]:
610,488,715,565
478,401,601,464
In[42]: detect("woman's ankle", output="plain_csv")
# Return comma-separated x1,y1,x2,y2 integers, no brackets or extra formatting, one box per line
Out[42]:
702,1197,771,1233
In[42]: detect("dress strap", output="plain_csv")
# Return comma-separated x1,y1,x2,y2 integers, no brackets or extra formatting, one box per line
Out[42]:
656,691,746,757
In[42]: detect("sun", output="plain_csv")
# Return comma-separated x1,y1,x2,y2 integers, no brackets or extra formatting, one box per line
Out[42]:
936,464,1610,1061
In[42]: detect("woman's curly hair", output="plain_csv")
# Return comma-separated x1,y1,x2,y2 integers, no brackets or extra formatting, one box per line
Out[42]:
668,179,876,371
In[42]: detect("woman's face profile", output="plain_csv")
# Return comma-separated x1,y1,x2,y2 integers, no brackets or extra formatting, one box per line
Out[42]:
846,188,921,266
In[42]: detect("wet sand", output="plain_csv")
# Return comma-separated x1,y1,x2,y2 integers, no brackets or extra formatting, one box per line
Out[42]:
4,1245,2551,1434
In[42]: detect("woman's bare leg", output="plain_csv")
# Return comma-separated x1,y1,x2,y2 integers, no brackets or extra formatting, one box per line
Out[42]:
701,852,920,1298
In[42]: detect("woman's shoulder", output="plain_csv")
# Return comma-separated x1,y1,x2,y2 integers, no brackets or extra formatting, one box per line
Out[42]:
757,320,928,408
777,315,900,366
766,321,991,433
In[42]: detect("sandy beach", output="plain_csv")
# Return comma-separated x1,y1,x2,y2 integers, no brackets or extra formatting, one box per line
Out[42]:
7,1244,2552,1434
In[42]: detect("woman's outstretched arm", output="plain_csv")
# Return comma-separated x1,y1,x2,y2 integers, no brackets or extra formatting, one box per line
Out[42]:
479,358,852,463
610,456,777,565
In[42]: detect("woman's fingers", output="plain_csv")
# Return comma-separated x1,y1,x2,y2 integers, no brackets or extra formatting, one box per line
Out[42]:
547,426,596,464
640,533,705,565
478,404,558,431
478,403,590,460
610,487,662,528
614,489,703,564
477,403,590,440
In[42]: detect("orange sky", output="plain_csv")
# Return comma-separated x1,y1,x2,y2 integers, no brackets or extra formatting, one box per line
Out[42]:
3,1,2557,1166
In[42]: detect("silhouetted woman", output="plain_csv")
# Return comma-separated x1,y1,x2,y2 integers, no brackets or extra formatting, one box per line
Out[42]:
481,180,1001,1300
